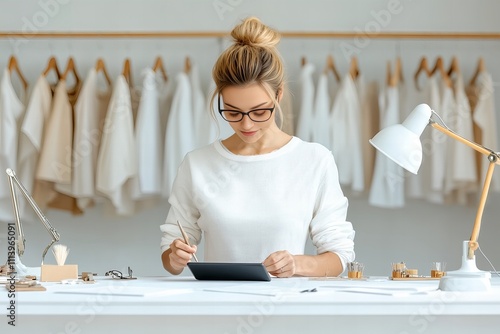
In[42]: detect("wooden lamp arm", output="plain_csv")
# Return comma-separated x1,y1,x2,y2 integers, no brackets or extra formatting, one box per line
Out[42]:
431,121,500,259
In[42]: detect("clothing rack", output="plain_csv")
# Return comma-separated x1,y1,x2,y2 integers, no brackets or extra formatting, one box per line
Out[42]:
1,31,500,39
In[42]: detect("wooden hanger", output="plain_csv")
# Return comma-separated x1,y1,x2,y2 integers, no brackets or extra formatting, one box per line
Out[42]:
122,58,133,87
386,61,393,87
447,56,460,77
396,57,404,83
42,56,61,80
323,55,341,82
349,56,360,80
301,56,307,67
184,56,191,74
469,57,486,86
414,56,431,90
430,56,452,88
95,58,112,86
8,55,28,91
387,58,403,87
152,56,168,81
61,57,81,86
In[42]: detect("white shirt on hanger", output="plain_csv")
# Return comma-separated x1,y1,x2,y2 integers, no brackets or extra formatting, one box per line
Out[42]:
96,75,137,216
444,73,477,204
295,63,315,142
69,68,111,209
132,68,163,199
36,79,73,203
17,75,53,216
471,71,500,192
0,69,25,221
312,73,331,149
189,64,213,148
162,71,196,198
369,85,405,208
330,73,364,193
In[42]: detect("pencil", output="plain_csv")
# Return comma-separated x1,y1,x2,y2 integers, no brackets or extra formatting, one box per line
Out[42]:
176,220,199,262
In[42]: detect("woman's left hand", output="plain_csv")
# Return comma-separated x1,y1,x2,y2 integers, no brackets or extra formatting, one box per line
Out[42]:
263,250,296,278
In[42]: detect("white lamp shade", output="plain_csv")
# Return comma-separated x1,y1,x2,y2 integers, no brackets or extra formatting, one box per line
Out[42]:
369,104,432,174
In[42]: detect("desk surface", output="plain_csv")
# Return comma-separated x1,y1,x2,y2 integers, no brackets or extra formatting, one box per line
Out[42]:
2,275,500,333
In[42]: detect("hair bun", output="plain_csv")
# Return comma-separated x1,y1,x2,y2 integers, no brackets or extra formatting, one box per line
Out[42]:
231,17,280,48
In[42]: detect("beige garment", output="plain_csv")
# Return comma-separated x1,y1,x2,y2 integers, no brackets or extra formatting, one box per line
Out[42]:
358,80,379,191
34,79,82,214
466,72,500,193
281,88,295,136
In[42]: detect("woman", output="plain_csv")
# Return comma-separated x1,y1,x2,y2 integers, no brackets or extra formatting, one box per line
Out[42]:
160,17,355,278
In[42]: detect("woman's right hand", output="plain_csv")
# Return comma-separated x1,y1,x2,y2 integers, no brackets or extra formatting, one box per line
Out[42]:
168,238,198,271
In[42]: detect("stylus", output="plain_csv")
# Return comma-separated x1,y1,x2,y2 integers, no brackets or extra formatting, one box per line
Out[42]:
176,220,199,262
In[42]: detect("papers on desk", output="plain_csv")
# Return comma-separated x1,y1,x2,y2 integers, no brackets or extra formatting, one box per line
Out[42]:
55,286,193,297
321,285,437,297
204,284,314,297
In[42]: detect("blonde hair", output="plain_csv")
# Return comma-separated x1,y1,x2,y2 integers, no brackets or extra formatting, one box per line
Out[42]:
210,17,286,129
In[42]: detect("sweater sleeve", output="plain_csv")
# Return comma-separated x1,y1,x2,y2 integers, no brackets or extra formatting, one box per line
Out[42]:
160,155,202,254
309,152,355,272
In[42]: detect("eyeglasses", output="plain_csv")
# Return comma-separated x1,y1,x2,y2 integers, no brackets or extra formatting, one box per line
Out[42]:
218,95,275,123
105,266,135,279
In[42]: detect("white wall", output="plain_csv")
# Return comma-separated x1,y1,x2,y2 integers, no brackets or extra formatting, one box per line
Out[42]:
1,0,500,277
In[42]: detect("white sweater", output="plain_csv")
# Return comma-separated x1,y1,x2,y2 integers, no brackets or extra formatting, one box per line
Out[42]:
160,136,355,270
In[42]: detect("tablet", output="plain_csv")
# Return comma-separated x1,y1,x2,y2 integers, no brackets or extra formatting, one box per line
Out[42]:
187,262,271,281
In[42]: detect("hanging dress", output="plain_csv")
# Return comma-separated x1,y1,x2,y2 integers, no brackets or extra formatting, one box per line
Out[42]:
132,68,163,202
295,63,315,142
17,75,54,219
65,68,111,210
369,84,405,207
0,69,25,221
312,73,331,149
443,73,477,204
162,72,195,198
330,73,364,193
467,71,500,193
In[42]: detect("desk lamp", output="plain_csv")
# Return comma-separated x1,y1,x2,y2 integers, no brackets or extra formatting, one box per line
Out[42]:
369,103,500,291
6,168,60,275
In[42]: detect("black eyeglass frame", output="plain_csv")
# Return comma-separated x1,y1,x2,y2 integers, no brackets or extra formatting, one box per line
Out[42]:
218,95,275,123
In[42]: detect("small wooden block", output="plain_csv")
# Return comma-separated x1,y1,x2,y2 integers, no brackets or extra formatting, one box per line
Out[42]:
41,264,78,282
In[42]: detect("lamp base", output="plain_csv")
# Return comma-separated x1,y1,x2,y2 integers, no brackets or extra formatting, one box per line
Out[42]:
438,240,491,291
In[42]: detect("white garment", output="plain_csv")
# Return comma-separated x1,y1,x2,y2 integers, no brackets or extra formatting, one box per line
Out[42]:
404,76,440,200
37,80,73,186
369,86,405,208
295,63,315,141
428,81,455,204
66,69,111,209
17,75,53,218
96,75,137,216
444,74,477,204
162,72,196,198
160,137,355,270
190,64,212,148
312,73,331,149
132,68,163,199
330,74,364,192
471,72,500,192
0,69,25,221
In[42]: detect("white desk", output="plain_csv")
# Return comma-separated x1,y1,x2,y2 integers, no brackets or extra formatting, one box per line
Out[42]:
2,275,500,334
